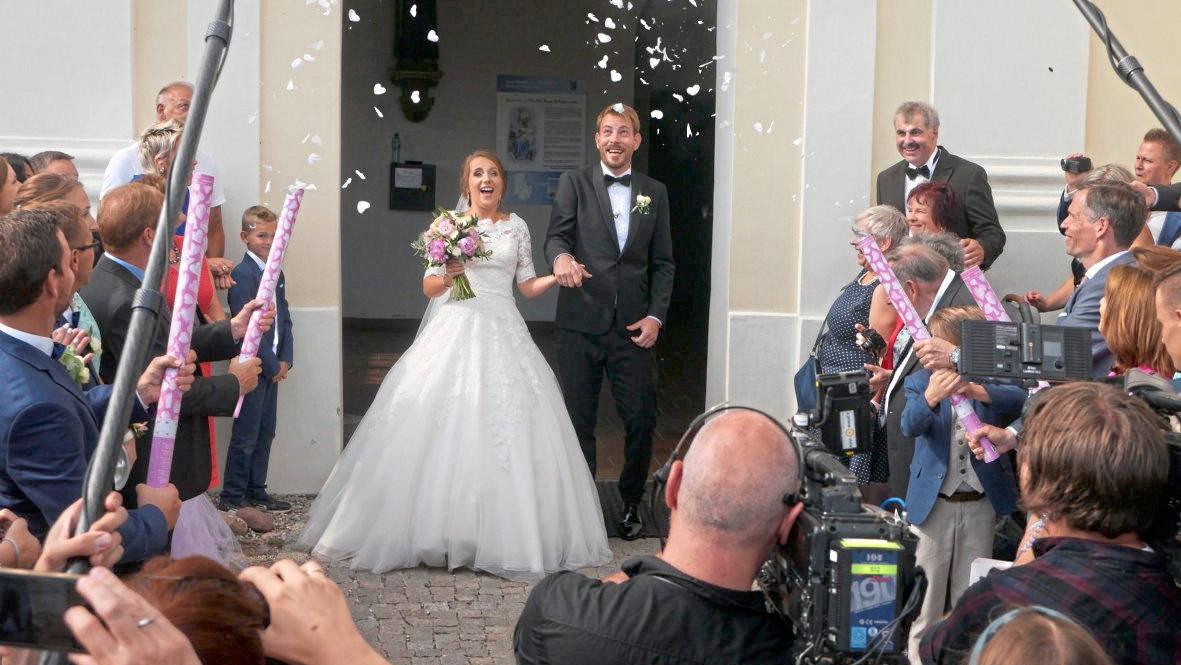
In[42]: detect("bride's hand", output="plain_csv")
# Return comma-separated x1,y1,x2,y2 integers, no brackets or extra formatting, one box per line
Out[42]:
444,260,465,278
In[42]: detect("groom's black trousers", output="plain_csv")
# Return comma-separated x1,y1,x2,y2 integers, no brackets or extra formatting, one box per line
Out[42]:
556,325,656,505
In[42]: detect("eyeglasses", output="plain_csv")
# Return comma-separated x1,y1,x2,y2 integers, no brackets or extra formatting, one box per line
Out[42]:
72,231,103,267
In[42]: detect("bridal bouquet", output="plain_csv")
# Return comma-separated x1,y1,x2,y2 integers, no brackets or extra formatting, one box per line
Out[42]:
411,207,492,300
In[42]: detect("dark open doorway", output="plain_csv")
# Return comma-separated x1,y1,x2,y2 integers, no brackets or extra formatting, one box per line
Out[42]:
339,1,717,496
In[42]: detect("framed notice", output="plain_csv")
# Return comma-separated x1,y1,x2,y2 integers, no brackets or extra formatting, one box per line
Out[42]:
495,75,585,206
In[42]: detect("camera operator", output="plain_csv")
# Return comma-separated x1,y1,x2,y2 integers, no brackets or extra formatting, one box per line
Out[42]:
514,410,803,664
920,382,1181,665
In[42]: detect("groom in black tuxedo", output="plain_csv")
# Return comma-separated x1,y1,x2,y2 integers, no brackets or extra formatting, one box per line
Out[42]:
876,101,1006,270
545,103,675,540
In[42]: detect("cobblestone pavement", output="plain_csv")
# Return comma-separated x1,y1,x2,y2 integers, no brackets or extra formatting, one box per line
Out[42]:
239,494,661,664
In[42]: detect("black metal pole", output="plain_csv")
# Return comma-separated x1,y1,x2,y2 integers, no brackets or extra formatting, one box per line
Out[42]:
67,0,234,569
1072,0,1181,146
38,6,233,665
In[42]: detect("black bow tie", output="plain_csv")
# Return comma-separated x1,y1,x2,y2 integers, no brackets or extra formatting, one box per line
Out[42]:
605,173,632,186
906,164,931,181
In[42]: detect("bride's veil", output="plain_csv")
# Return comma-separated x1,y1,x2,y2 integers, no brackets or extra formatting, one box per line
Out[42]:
414,195,469,339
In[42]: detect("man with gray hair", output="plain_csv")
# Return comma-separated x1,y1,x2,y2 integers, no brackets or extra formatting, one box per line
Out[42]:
868,239,975,498
877,101,1005,270
99,81,233,286
1056,181,1143,378
514,409,802,664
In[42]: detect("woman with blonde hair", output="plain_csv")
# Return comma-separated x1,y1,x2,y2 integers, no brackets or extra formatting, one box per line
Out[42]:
966,606,1112,665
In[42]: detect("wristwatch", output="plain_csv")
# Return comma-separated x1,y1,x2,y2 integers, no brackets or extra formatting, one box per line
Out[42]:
949,346,961,369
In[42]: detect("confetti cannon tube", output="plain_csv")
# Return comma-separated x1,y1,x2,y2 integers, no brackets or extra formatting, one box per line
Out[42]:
147,173,214,487
856,236,1000,463
233,187,303,417
960,266,1011,323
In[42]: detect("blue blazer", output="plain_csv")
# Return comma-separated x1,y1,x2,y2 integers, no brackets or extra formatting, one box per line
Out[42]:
228,255,293,380
900,369,1024,526
1057,251,1137,379
0,331,166,562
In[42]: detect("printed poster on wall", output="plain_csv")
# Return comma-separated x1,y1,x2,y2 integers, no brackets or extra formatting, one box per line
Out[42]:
495,75,586,206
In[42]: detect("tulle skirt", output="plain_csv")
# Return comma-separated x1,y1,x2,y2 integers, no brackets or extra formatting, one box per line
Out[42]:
299,294,610,580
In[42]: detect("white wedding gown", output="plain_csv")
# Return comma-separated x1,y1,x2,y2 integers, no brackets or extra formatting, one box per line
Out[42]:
300,213,610,580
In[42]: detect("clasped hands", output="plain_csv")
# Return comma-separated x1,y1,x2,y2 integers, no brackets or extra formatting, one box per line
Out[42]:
552,254,593,288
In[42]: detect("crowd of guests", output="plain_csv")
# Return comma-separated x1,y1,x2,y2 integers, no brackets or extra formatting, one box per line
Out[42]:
1,86,1179,664
0,81,320,663
805,101,1181,664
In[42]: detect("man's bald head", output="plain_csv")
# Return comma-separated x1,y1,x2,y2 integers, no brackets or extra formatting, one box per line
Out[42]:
677,410,799,545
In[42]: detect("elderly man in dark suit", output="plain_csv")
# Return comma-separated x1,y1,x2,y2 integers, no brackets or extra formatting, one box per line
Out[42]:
545,103,675,539
80,183,268,509
873,236,976,498
0,208,190,562
877,102,1005,270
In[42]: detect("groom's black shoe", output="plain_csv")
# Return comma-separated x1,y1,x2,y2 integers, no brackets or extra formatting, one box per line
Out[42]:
619,503,644,541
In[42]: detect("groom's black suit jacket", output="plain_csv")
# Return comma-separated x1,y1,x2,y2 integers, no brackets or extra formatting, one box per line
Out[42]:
80,256,240,502
545,164,675,335
877,146,1006,270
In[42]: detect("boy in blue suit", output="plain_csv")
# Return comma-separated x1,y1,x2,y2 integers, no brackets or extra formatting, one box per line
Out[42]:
222,206,294,514
899,306,1024,660
0,209,192,563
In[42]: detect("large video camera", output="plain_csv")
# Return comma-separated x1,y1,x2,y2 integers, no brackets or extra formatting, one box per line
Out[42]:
759,370,925,664
957,297,1093,387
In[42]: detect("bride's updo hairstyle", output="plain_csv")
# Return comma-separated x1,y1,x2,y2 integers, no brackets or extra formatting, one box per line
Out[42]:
458,149,506,206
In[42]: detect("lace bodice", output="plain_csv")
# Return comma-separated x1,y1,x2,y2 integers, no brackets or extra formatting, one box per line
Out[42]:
424,213,536,300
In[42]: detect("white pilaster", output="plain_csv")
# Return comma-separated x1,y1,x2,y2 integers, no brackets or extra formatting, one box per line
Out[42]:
931,0,1090,298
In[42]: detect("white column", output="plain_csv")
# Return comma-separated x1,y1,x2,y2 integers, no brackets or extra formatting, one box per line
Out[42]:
722,0,878,417
930,0,1089,298
0,0,135,200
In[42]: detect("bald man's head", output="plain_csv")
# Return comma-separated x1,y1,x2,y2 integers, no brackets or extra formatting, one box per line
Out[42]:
677,410,799,546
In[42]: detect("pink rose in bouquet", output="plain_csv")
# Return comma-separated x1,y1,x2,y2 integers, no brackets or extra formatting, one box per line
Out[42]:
411,207,493,300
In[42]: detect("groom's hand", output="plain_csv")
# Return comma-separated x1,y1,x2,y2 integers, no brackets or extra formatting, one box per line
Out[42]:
553,254,584,288
627,318,660,348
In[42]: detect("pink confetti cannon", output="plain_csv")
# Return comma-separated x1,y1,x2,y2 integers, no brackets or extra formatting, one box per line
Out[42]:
960,266,1010,323
232,187,303,418
147,173,215,487
856,236,1000,463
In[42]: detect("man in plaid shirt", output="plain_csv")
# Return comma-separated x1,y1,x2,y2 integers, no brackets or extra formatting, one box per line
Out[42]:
919,382,1181,665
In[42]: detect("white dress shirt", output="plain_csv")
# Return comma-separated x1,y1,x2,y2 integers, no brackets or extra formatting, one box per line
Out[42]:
601,161,633,250
903,149,941,211
1082,249,1130,282
0,321,54,356
1144,211,1181,249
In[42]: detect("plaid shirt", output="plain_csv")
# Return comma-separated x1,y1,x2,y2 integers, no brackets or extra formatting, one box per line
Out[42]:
919,537,1181,665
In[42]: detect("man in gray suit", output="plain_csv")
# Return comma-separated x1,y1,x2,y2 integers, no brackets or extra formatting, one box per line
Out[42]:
876,102,1006,270
1057,182,1145,378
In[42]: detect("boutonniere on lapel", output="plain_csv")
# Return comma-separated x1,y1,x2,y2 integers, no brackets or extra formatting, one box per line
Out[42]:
632,194,652,215
58,345,90,387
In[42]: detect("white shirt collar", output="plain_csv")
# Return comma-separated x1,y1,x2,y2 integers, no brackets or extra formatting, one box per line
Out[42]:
1084,249,1129,280
925,269,957,321
920,147,940,175
0,321,54,356
600,161,632,178
246,250,267,271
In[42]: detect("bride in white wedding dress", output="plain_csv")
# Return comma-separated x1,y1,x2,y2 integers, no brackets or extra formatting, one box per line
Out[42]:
300,150,611,580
